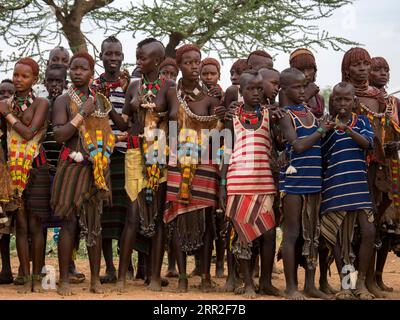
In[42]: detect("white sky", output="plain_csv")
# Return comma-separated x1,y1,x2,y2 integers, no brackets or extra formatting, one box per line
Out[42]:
1,0,399,94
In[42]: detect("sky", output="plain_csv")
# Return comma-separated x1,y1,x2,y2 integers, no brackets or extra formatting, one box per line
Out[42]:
1,0,400,94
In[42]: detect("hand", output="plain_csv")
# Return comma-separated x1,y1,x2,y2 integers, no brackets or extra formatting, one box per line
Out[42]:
81,96,96,117
219,185,227,211
225,101,240,121
319,114,334,132
0,101,10,117
277,151,288,168
270,108,287,122
304,82,320,101
213,105,226,119
208,86,223,100
334,122,348,132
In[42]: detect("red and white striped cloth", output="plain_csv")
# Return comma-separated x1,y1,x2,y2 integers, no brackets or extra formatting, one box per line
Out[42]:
225,109,276,244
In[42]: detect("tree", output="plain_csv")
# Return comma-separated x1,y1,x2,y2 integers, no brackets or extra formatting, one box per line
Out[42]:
0,0,115,72
94,0,357,58
0,0,356,72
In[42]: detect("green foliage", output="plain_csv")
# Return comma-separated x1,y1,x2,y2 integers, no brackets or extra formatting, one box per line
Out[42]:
0,0,357,72
93,0,358,57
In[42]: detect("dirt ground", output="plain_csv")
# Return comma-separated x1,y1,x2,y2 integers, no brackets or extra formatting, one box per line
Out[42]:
0,252,399,300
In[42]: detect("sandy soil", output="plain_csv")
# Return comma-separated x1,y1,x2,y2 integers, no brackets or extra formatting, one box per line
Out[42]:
0,252,399,300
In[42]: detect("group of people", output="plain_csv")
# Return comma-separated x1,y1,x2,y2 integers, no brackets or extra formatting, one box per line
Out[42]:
0,35,399,300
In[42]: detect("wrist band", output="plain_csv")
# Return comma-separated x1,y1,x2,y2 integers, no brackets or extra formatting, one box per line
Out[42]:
345,127,352,134
6,113,19,127
317,127,326,138
70,114,84,128
220,178,227,186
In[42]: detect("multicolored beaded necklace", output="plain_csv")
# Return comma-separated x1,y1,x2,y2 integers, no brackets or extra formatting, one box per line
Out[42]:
92,70,130,97
335,112,357,132
13,90,35,115
69,84,97,106
238,104,261,125
287,104,308,117
141,76,164,96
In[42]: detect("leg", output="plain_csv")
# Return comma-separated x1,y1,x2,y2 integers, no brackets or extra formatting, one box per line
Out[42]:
356,211,377,300
215,210,225,278
165,241,178,277
100,238,117,284
375,236,393,291
116,201,140,292
282,194,304,300
149,183,167,291
135,251,146,280
0,234,13,284
222,224,238,292
87,234,103,294
199,208,214,292
28,214,46,293
171,222,187,292
190,253,201,277
318,237,338,294
238,258,256,299
57,214,78,296
15,207,31,294
259,229,280,296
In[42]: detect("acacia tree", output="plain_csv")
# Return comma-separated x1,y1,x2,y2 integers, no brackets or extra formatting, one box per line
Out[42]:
94,0,357,58
0,0,356,72
0,0,115,72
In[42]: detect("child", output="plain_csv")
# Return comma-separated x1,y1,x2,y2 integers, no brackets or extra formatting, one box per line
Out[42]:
279,67,333,300
320,82,375,300
220,70,284,298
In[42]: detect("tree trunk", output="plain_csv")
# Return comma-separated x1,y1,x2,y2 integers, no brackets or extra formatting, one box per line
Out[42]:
62,24,88,53
165,32,185,58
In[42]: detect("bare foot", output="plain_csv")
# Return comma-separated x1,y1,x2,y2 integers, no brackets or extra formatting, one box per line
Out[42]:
200,278,216,293
17,281,32,294
148,279,162,292
90,280,104,294
100,270,117,284
259,283,280,296
215,262,224,278
57,281,74,296
304,287,332,300
366,282,386,299
165,270,178,278
32,279,44,293
115,280,127,293
284,289,305,300
243,285,257,299
319,281,339,295
0,271,13,284
177,278,188,293
220,277,236,292
376,278,393,292
335,289,357,300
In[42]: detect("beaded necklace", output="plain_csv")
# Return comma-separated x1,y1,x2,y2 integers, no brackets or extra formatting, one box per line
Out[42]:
177,78,206,103
335,112,357,132
238,104,261,125
13,90,35,116
68,85,111,118
140,75,165,111
286,104,309,117
92,70,130,97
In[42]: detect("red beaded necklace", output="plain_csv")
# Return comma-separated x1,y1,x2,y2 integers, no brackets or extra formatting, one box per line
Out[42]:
239,104,261,125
